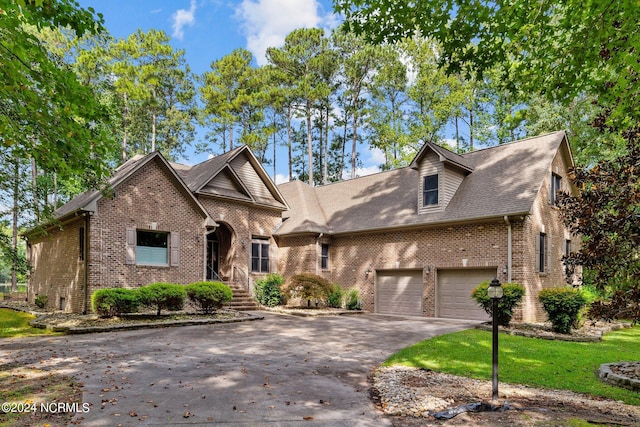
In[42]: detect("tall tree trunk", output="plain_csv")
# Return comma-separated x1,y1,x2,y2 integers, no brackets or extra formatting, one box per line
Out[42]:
151,107,157,152
469,108,474,151
306,99,313,186
122,92,128,163
287,105,293,181
323,103,329,184
350,98,359,179
455,115,460,152
31,157,38,222
11,158,19,293
273,115,277,181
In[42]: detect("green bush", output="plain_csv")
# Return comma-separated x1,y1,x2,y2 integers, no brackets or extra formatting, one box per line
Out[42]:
34,294,48,309
91,288,140,318
253,273,284,307
138,283,186,316
186,281,232,313
345,289,360,310
471,281,525,326
538,287,588,334
281,273,332,305
326,284,344,308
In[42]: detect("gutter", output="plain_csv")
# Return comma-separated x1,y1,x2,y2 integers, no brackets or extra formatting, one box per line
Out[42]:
83,211,90,314
504,216,512,283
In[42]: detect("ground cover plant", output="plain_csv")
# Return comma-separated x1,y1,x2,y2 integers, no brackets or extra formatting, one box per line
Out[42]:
383,326,640,405
0,308,60,339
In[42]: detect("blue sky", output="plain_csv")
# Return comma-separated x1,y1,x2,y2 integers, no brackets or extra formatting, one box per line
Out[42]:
77,0,386,183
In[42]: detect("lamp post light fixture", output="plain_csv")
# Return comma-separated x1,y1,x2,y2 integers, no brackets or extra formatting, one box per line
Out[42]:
488,277,504,402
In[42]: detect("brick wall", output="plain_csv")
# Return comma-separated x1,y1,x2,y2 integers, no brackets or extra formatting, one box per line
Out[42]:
27,218,86,312
86,159,206,311
277,221,511,317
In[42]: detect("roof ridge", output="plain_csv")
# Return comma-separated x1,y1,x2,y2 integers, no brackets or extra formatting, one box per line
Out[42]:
461,130,565,157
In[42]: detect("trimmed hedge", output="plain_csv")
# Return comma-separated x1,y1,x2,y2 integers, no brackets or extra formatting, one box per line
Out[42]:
91,288,140,318
471,281,525,326
186,281,232,313
539,287,588,334
137,282,186,316
254,273,285,307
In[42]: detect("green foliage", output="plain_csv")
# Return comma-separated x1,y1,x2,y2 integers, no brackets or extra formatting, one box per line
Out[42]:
253,273,285,307
137,283,185,316
91,288,140,318
326,284,344,308
383,327,640,406
587,284,640,324
345,289,360,310
34,295,48,309
281,273,332,304
185,281,232,314
471,281,525,326
538,287,588,334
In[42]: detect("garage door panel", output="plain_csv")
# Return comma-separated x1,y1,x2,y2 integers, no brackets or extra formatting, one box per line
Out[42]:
437,268,496,320
376,270,423,316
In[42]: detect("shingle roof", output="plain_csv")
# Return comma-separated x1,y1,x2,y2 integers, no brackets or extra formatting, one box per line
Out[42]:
275,131,569,235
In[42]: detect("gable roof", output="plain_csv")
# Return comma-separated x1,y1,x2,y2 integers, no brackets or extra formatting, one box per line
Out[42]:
276,131,570,236
173,146,289,210
409,141,474,173
54,152,216,227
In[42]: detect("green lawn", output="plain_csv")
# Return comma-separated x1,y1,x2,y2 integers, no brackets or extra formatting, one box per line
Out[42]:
384,326,640,406
0,308,59,338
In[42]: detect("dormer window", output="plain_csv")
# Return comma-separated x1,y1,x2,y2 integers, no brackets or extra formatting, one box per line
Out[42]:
423,174,439,206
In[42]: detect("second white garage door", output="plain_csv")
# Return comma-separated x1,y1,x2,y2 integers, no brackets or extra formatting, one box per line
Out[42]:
437,268,497,320
376,270,423,316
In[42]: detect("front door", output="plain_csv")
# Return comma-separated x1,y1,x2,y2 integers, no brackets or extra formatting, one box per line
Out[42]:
206,234,219,281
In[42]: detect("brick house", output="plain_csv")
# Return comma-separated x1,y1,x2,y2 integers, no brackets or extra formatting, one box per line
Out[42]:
27,131,577,321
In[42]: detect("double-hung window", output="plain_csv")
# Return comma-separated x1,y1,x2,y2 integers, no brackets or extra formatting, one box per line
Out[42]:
423,174,439,207
251,238,270,273
550,173,562,205
321,243,329,270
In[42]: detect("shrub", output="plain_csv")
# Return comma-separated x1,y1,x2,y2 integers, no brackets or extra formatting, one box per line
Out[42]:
91,288,140,318
471,281,525,326
138,283,186,316
254,273,284,307
587,284,640,324
34,294,48,309
281,273,332,305
345,289,360,310
538,287,588,334
326,284,344,308
186,281,232,314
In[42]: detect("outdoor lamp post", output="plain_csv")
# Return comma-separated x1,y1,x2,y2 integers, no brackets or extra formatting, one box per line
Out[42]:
488,277,504,402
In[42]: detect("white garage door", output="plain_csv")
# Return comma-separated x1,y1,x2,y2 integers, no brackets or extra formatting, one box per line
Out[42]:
437,268,496,320
376,270,423,316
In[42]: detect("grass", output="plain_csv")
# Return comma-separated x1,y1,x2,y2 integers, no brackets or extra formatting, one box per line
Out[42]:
0,309,60,339
384,326,640,406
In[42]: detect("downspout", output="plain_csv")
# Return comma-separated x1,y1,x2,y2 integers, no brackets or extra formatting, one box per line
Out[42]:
315,233,323,275
83,212,90,314
504,216,512,283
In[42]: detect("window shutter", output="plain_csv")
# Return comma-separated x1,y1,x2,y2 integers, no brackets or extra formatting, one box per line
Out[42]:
170,232,180,267
535,236,541,272
125,228,136,265
547,233,553,273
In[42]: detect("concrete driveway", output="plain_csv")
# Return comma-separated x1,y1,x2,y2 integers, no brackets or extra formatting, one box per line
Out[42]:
1,312,478,426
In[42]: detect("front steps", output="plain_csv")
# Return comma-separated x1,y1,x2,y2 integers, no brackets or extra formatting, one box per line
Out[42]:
226,282,260,311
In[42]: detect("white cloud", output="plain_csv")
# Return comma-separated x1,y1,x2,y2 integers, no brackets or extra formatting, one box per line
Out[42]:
275,173,290,185
235,0,338,66
172,0,197,40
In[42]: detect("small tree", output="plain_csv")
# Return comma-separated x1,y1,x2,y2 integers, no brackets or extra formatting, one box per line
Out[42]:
538,287,588,334
253,273,285,307
138,283,186,316
471,281,525,326
186,281,233,314
281,273,332,306
326,284,345,308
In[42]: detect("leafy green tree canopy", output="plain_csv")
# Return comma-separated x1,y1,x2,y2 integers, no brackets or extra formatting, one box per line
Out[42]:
334,0,639,129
